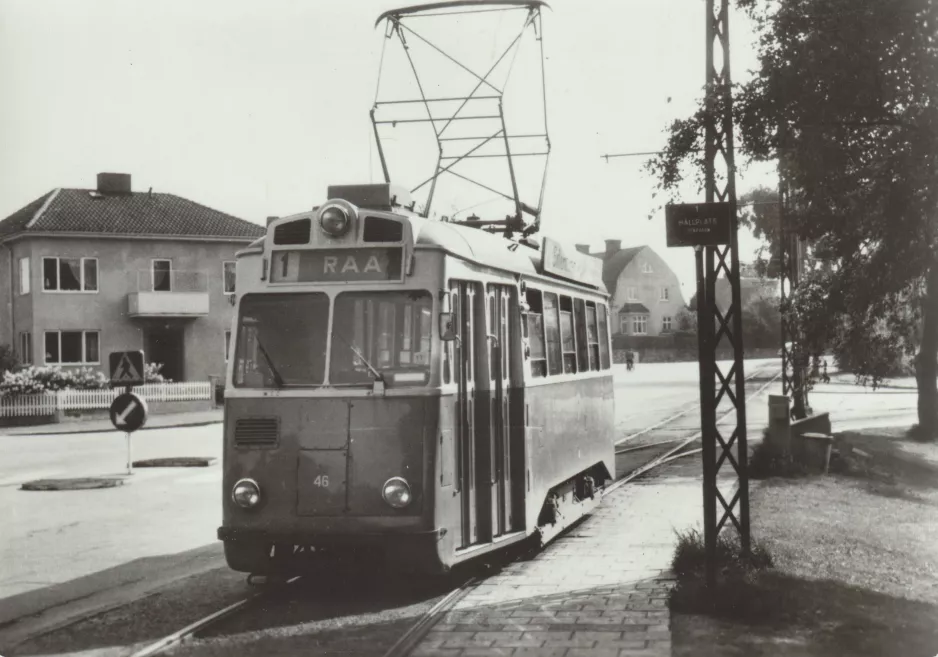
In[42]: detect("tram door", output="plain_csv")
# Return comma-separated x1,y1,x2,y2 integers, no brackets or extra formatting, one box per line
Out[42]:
452,281,479,547
486,284,514,538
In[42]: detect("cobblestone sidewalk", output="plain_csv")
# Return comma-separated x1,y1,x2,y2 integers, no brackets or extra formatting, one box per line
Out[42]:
413,474,701,656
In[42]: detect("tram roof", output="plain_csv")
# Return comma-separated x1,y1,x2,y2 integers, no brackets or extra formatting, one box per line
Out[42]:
412,217,606,293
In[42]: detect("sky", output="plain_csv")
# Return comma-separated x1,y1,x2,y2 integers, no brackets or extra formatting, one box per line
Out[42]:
0,0,776,301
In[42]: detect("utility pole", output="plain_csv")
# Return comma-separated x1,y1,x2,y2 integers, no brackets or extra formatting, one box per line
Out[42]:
699,0,750,586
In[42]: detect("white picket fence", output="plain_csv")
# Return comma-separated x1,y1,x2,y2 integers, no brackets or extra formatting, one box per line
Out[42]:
0,381,213,418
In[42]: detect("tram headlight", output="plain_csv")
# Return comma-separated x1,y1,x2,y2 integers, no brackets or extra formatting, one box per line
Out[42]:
232,478,261,509
319,205,351,237
381,477,412,509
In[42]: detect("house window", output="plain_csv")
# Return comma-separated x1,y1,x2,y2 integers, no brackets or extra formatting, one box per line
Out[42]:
19,332,32,364
44,330,100,364
19,257,30,295
662,316,673,332
223,261,236,294
42,257,98,292
631,315,648,335
660,287,669,301
152,260,172,291
225,330,232,362
626,286,637,301
642,262,653,274
620,315,629,334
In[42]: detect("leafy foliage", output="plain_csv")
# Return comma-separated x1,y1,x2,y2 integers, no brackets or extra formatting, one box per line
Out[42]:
648,0,938,433
0,362,171,395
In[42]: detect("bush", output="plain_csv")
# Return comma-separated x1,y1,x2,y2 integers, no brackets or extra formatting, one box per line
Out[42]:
0,365,109,395
671,527,773,578
670,527,775,620
144,362,171,383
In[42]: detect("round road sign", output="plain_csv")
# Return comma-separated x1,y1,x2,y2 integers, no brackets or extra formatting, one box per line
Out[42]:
109,392,148,433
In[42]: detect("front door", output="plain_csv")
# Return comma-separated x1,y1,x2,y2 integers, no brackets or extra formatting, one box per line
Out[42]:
486,284,514,538
145,326,185,381
452,281,479,548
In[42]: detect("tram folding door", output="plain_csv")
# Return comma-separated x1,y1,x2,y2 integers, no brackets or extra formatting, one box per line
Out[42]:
451,281,478,548
486,284,514,539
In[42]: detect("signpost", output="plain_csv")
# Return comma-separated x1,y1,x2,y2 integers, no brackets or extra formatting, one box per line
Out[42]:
665,202,733,247
109,351,148,474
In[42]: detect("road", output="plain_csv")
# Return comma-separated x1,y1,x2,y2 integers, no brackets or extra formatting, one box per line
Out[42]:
0,357,919,655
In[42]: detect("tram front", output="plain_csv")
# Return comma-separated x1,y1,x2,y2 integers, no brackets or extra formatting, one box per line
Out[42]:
218,184,447,575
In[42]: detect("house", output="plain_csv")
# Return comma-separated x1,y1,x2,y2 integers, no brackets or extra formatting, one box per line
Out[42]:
0,173,265,382
576,240,687,336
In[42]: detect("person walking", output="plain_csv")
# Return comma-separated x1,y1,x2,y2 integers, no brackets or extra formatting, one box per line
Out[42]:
626,352,634,371
821,358,830,384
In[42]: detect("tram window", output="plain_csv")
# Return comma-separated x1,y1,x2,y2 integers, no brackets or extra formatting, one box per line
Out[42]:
331,290,432,385
524,288,546,378
449,287,460,384
586,302,600,370
559,295,577,374
234,293,328,387
543,292,562,376
598,304,611,370
574,298,589,372
363,216,404,242
488,292,497,375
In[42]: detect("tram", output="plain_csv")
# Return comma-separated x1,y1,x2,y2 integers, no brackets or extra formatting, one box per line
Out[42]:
218,183,615,574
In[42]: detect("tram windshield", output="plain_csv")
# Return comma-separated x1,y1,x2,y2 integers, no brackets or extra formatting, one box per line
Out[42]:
233,290,433,388
234,293,329,387
330,290,432,385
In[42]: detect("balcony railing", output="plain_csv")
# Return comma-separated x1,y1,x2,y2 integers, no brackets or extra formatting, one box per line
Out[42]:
136,270,207,293
128,270,209,317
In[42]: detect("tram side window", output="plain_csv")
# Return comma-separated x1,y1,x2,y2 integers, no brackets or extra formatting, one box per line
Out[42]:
559,295,577,374
598,304,611,370
574,298,589,372
585,302,600,370
524,288,546,378
543,292,563,376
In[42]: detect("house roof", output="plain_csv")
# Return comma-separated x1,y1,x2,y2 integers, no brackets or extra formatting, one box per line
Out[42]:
0,188,266,241
594,245,644,299
618,302,650,314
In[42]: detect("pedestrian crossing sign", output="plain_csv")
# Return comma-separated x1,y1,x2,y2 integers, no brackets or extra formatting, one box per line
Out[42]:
109,351,145,387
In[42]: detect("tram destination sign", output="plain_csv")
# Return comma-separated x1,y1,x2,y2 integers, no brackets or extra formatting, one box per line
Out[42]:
665,202,733,247
271,247,403,283
542,237,604,288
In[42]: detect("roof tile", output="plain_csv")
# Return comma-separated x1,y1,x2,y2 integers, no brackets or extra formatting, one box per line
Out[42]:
0,188,265,240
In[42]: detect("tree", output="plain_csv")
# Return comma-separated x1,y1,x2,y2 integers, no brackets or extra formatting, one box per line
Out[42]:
648,0,938,438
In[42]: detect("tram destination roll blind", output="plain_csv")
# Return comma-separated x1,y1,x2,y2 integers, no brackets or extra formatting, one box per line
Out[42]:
271,247,403,283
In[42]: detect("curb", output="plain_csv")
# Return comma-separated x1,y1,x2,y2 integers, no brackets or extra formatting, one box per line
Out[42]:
21,477,125,491
131,457,217,468
3,419,222,437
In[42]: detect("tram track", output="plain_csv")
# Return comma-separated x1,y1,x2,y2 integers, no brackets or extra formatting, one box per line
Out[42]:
20,363,783,657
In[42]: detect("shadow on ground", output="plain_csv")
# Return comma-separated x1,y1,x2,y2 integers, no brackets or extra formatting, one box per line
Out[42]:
672,571,938,657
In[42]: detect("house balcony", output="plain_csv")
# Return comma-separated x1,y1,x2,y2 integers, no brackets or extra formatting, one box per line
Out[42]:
127,270,209,318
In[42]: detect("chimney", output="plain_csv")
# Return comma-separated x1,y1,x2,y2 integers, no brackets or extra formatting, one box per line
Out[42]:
97,172,132,195
604,239,622,256
575,244,591,254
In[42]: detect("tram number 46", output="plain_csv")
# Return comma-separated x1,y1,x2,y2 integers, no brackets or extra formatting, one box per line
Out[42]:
313,475,330,487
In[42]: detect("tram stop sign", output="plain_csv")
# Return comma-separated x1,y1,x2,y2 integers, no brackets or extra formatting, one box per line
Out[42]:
665,202,733,247
109,392,148,433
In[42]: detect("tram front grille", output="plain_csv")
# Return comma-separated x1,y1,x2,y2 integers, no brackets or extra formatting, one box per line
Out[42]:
234,417,279,447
